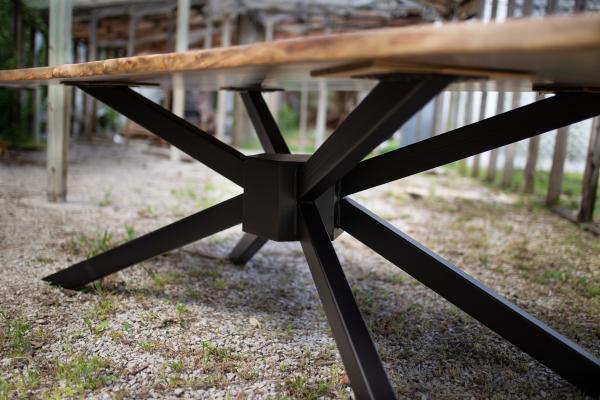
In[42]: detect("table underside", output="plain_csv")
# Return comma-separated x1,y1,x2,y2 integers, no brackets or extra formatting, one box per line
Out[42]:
38,72,600,398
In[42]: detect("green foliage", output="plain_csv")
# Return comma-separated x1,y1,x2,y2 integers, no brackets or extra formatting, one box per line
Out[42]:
79,231,113,258
277,103,298,134
0,0,47,146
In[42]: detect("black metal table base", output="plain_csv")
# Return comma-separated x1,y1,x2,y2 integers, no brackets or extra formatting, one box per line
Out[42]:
43,78,600,398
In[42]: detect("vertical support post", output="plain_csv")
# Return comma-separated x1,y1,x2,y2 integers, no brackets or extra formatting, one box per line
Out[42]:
232,16,259,148
315,79,328,147
33,30,43,144
458,90,473,175
263,17,281,127
414,108,422,142
501,92,520,187
446,91,459,132
126,7,137,57
546,126,569,206
430,93,444,137
84,10,97,138
215,15,231,142
171,0,190,161
471,91,487,177
523,135,541,193
299,81,309,150
486,91,505,181
47,0,72,202
577,117,600,222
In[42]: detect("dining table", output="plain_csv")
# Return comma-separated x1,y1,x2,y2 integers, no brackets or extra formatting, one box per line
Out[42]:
1,13,599,398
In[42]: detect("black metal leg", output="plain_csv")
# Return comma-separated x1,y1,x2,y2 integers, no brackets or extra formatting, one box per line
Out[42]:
342,93,600,195
299,202,397,400
339,197,600,397
229,90,292,264
229,233,269,265
240,90,290,154
300,77,451,200
44,195,243,289
80,85,246,186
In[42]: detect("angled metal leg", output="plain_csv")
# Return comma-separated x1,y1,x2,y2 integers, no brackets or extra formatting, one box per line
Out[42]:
229,91,291,264
342,93,600,195
300,202,396,400
340,198,600,397
44,196,243,289
229,233,268,265
80,85,246,186
240,90,290,154
300,76,451,200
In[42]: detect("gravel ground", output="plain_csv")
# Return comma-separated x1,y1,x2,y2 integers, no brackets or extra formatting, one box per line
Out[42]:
1,141,599,399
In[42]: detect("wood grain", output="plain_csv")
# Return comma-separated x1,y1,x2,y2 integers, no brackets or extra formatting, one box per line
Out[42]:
1,14,599,89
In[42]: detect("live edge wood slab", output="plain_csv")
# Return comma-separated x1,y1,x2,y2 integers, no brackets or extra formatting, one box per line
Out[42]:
0,14,599,91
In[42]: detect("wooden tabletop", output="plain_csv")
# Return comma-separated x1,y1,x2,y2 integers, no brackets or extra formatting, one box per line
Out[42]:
1,13,599,92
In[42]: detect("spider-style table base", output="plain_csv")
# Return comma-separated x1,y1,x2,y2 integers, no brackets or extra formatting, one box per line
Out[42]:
44,77,600,398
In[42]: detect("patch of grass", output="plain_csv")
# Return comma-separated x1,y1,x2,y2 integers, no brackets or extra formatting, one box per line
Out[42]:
98,189,112,207
139,340,161,353
171,186,197,201
449,163,600,220
83,318,109,336
144,269,182,288
0,311,32,355
212,277,228,290
52,355,114,397
78,231,113,258
169,360,184,374
0,369,41,399
123,224,136,241
282,375,331,399
175,302,189,315
138,205,157,218
188,268,222,280
200,341,232,363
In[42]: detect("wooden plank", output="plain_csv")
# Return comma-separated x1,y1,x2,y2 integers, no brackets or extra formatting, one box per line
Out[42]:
485,91,505,182
215,15,232,142
47,0,72,203
170,0,190,161
577,117,600,222
546,126,569,206
0,14,599,90
471,91,487,177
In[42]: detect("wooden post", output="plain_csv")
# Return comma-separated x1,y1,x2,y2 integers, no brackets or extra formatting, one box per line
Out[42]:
446,91,459,132
430,93,444,137
546,127,569,206
501,93,521,187
126,7,137,57
33,30,43,144
486,91,505,182
47,0,72,202
263,17,281,126
471,91,487,178
523,93,544,193
315,79,328,147
414,109,422,142
458,91,473,175
215,15,231,142
84,10,97,138
577,118,600,222
299,81,309,150
232,15,258,148
171,0,190,160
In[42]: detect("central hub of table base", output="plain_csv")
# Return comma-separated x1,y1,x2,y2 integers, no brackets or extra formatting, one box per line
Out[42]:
242,153,336,241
